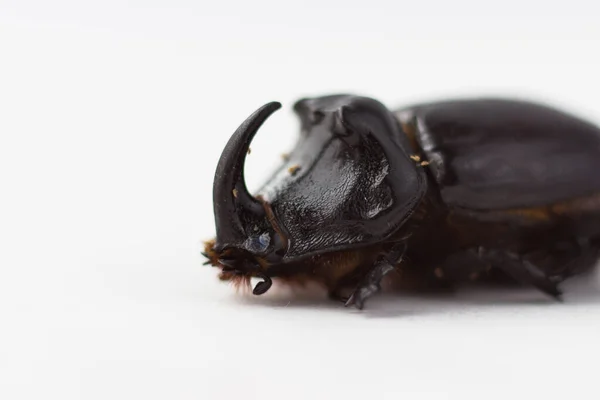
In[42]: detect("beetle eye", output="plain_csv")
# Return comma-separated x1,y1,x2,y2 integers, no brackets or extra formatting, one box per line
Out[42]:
247,232,271,253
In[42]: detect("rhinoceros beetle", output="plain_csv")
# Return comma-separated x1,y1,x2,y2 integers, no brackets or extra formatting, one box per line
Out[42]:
203,94,600,309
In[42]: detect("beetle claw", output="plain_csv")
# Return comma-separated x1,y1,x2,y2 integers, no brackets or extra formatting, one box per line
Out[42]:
344,293,363,309
345,283,381,310
344,295,359,309
542,281,563,301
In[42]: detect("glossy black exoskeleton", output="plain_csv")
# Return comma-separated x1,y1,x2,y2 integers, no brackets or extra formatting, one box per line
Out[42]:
203,94,600,309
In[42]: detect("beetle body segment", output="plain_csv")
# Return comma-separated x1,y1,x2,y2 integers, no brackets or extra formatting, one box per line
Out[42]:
396,99,600,209
205,94,600,309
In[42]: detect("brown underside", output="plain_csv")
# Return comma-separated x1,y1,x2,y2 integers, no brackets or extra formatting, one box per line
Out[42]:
204,188,600,296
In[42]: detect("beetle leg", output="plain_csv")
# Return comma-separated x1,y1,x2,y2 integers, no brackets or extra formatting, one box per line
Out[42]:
473,247,563,299
345,243,407,309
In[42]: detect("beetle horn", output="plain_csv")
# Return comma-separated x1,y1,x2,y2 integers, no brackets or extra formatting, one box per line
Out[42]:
213,101,282,249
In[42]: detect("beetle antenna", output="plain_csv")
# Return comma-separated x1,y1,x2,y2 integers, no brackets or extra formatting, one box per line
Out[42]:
252,274,273,295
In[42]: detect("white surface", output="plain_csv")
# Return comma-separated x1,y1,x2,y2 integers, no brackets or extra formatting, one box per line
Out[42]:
2,1,600,399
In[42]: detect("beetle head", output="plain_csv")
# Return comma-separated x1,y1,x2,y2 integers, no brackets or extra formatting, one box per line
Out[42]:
209,102,285,295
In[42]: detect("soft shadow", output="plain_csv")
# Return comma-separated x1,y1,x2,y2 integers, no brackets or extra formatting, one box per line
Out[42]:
365,272,600,319
235,272,600,318
232,285,344,312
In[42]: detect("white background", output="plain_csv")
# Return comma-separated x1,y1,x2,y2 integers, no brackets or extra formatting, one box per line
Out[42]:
2,1,600,399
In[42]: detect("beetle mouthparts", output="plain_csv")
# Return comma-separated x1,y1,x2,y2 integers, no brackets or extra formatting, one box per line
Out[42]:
217,257,272,294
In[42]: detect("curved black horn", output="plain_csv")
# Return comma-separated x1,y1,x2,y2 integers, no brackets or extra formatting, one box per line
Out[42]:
213,101,281,249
